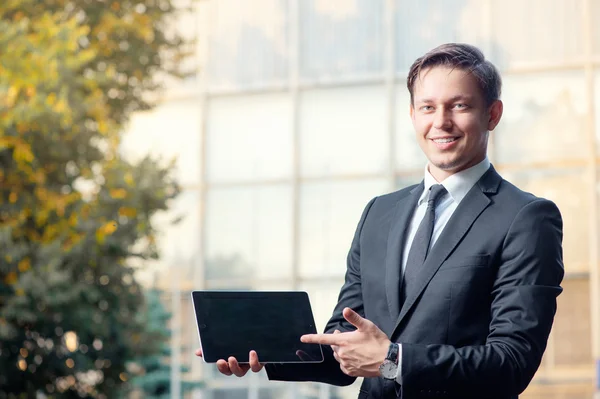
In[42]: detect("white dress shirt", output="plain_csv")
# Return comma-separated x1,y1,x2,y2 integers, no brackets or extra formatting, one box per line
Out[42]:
395,157,491,383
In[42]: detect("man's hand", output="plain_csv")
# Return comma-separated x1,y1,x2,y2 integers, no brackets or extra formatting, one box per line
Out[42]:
301,307,391,378
194,348,264,377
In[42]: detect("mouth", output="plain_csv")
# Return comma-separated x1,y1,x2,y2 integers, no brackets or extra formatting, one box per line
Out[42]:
431,137,459,144
430,136,460,149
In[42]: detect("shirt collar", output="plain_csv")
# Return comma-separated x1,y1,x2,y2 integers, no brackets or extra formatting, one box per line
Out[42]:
419,157,491,206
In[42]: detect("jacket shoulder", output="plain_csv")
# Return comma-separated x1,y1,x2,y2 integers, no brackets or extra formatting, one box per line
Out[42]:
375,183,421,204
490,177,562,225
497,178,553,206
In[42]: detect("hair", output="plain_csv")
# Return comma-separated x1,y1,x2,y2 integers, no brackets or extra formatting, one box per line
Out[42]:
407,43,502,106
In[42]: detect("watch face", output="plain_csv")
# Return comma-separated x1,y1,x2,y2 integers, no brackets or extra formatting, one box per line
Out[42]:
379,360,398,379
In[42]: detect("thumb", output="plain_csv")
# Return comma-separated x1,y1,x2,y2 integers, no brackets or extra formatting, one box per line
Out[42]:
343,307,369,330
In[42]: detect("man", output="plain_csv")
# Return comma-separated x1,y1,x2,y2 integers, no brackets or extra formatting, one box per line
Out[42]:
195,43,564,399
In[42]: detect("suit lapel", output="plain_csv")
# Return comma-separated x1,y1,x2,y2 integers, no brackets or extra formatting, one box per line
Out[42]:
391,166,502,337
384,183,423,335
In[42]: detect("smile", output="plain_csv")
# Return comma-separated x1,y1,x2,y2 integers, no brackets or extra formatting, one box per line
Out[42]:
432,137,458,143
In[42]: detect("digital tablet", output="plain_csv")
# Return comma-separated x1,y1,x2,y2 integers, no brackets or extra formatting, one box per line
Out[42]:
191,290,324,363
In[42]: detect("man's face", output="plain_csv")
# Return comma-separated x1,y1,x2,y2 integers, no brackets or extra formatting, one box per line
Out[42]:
410,66,502,181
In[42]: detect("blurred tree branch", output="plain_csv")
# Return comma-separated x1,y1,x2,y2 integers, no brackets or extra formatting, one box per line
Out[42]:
0,0,193,397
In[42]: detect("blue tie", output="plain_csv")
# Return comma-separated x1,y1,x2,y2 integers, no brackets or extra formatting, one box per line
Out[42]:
401,184,447,305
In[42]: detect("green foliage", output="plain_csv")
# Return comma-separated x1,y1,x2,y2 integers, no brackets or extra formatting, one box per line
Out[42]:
128,288,201,398
0,0,191,397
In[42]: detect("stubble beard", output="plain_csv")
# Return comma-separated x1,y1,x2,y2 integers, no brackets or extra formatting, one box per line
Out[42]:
433,158,464,171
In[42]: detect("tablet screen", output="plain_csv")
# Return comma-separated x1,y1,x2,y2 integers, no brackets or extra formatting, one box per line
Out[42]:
191,291,324,363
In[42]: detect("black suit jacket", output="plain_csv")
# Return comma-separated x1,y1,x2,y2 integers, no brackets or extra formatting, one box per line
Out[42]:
266,166,564,399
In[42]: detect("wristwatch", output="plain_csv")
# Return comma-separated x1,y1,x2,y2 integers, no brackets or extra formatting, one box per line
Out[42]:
379,342,399,380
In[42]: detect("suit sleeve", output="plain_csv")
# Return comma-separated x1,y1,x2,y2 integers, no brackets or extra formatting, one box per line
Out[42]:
400,198,564,398
265,197,377,385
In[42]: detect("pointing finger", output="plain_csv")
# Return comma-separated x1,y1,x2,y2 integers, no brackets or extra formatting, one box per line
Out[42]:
301,333,345,346
331,329,341,353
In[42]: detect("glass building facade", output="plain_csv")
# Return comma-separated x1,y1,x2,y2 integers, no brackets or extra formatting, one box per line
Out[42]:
121,0,600,397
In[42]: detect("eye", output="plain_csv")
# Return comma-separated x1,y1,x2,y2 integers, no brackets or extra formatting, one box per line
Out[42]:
454,103,468,109
420,105,434,112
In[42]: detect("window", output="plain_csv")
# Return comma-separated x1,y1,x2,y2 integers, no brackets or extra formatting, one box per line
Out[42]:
395,0,488,73
205,185,293,281
493,71,587,165
300,86,389,178
299,179,388,278
207,94,293,183
490,0,583,66
207,0,288,90
121,98,203,187
299,0,384,80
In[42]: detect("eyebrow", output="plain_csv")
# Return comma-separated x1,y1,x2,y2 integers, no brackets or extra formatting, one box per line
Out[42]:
416,95,475,104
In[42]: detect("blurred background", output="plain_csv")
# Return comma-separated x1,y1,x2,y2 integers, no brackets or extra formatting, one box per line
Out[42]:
1,0,599,398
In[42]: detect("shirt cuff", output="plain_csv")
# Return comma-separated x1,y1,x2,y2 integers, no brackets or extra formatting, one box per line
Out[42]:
395,343,403,384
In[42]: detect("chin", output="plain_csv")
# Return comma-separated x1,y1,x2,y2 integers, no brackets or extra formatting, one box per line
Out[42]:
432,158,462,171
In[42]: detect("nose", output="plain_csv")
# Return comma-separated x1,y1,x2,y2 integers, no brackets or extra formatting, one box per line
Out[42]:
433,108,452,131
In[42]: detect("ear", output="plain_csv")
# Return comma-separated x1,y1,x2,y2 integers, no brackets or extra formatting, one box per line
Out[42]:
410,103,415,120
487,100,503,131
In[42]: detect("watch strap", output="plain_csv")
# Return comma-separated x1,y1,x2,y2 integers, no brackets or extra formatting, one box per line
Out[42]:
386,342,399,364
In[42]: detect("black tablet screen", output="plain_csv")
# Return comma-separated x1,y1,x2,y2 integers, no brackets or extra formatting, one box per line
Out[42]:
192,291,324,363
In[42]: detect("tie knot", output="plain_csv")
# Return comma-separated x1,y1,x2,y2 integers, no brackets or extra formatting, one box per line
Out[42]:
428,184,447,207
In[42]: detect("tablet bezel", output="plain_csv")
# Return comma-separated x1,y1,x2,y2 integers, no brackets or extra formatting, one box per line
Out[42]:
191,290,324,364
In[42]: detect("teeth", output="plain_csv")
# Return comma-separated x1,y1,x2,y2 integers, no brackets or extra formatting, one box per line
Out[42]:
433,138,456,143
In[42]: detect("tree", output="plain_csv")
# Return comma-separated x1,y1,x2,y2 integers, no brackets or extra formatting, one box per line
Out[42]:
0,0,192,397
128,288,201,398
